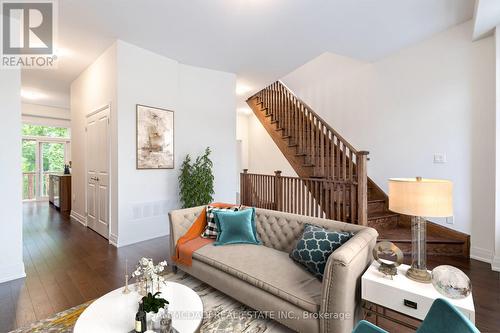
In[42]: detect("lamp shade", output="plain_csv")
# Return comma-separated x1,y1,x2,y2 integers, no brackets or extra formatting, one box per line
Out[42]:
388,178,453,217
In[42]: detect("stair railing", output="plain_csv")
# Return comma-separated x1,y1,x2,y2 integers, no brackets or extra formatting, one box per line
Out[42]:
248,80,369,225
241,169,358,223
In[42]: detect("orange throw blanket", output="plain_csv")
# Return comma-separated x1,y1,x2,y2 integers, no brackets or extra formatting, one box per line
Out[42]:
173,203,234,266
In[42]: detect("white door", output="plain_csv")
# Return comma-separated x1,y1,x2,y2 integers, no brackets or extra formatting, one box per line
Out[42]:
86,106,110,239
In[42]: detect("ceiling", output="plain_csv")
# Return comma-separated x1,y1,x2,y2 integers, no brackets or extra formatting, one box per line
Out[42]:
21,0,475,110
473,0,500,40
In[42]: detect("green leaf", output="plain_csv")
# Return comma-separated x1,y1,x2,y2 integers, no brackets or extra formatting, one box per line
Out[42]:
178,147,214,208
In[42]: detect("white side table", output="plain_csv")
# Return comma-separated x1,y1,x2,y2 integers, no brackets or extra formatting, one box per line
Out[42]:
361,263,475,330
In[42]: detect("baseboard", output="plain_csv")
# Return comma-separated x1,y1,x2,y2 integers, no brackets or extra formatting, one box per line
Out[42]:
470,246,493,263
0,262,26,284
109,233,118,247
70,210,87,226
492,255,500,272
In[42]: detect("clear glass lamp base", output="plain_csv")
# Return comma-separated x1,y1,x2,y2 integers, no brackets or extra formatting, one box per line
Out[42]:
406,216,432,283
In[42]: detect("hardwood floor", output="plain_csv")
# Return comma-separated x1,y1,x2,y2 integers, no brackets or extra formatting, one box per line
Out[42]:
0,202,169,332
0,202,499,332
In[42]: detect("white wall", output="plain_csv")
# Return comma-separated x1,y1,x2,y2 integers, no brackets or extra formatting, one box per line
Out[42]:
0,69,25,283
246,112,297,177
494,25,500,271
22,103,71,128
246,21,495,259
70,43,118,234
115,41,236,246
72,40,237,247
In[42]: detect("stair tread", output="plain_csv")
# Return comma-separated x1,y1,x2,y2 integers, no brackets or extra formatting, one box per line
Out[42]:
368,199,386,203
378,226,465,244
367,211,399,220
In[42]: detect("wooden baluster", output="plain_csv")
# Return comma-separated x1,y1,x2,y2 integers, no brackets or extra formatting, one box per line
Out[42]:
275,82,279,122
313,181,316,218
308,112,312,168
343,143,347,181
335,138,340,180
308,110,316,174
356,151,369,226
294,177,297,214
279,84,284,131
342,183,347,220
276,83,280,123
241,170,246,205
293,94,298,144
285,89,289,137
319,181,324,218
320,124,325,177
274,171,282,211
316,119,320,176
351,182,356,223
303,105,307,155
264,174,268,209
299,105,303,152
330,182,335,220
284,176,288,212
256,174,259,207
267,87,270,114
298,178,302,215
324,182,330,219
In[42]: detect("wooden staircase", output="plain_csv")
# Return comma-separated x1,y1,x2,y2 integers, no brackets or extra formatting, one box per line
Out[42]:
245,81,469,258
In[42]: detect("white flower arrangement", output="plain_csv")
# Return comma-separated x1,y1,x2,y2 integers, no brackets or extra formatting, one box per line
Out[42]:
133,257,168,295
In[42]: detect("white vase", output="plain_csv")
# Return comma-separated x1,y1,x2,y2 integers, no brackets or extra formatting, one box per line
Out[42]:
146,308,165,331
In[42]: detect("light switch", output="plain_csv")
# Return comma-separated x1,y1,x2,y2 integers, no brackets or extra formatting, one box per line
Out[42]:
433,153,447,164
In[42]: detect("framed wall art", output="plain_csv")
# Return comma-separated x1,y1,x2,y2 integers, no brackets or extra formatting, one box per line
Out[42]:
136,104,174,169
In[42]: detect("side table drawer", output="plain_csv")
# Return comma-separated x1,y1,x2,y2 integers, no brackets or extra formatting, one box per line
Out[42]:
363,277,432,320
362,276,475,323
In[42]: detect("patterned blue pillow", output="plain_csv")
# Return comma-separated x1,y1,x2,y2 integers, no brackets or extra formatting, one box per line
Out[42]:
289,224,354,280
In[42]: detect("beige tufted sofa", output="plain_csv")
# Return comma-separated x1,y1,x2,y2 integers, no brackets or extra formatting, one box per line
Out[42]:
169,206,378,333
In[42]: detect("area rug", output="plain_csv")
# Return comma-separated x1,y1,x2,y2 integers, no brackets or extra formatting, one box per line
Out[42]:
10,272,292,333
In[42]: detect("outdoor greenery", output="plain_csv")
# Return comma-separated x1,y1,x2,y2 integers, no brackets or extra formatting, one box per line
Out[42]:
179,147,215,208
22,125,68,199
22,124,69,138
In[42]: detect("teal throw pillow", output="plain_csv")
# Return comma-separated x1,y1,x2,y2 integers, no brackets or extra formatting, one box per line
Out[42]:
213,208,260,246
289,224,354,280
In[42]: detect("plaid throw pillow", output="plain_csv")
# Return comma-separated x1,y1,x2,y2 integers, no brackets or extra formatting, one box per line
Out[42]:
201,205,241,238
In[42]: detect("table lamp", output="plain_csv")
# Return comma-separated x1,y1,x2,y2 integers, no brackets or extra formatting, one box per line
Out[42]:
388,177,453,283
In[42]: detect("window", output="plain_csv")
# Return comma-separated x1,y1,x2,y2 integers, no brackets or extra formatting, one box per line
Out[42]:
22,124,69,138
22,124,71,200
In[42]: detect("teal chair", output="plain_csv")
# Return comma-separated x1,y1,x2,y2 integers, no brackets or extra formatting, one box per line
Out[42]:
416,298,479,333
352,320,388,333
353,298,479,333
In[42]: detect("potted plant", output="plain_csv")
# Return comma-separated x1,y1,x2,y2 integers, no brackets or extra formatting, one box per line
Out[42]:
179,147,215,208
142,291,169,330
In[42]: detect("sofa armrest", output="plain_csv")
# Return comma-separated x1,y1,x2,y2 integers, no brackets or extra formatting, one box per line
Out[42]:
168,205,205,263
319,227,378,333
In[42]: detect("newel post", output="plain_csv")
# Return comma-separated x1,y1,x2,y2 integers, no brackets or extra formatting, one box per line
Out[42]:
356,152,369,226
274,170,282,211
241,169,248,205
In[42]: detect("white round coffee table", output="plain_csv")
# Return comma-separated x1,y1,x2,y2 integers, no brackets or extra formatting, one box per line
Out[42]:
74,282,203,333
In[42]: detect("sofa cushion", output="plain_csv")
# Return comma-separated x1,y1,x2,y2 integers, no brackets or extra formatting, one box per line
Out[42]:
290,224,354,279
214,208,260,246
201,205,240,238
192,243,322,313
